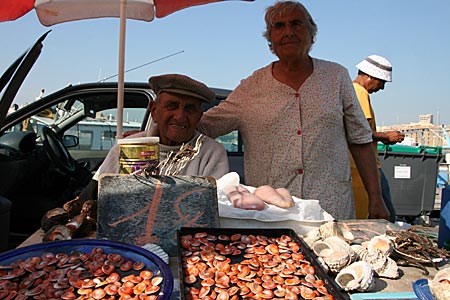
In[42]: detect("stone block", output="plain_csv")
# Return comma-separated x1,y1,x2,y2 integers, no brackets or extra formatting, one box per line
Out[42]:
97,174,218,256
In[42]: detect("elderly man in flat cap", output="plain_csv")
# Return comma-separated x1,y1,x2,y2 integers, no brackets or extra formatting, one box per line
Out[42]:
350,55,404,222
79,74,229,200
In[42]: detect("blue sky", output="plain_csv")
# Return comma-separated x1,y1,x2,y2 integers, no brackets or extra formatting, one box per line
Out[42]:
1,0,449,126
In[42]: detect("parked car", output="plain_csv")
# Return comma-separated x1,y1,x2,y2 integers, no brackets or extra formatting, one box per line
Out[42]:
0,32,243,250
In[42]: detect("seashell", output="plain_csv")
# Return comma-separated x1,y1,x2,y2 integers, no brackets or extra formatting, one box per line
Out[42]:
41,208,69,232
364,250,387,274
363,249,399,279
367,235,393,257
323,251,351,273
433,266,450,282
318,221,354,242
429,267,450,300
316,256,330,274
312,240,334,257
141,244,169,264
312,238,352,273
350,244,369,261
323,236,357,264
302,228,321,248
335,261,375,292
43,225,73,242
376,257,399,279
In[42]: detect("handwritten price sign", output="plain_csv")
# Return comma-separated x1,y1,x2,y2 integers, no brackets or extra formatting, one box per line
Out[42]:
97,174,219,256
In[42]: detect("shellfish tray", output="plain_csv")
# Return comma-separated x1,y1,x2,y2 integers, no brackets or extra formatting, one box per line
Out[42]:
177,227,349,300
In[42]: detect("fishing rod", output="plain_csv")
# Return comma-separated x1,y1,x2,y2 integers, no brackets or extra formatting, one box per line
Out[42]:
98,50,184,82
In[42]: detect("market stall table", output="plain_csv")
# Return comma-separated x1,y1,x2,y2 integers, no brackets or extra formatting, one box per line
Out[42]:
15,220,449,299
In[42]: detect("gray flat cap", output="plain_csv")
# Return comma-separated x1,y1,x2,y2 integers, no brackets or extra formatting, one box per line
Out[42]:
149,74,215,103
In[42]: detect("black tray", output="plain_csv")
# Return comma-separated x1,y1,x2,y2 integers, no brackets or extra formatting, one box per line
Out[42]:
177,227,349,300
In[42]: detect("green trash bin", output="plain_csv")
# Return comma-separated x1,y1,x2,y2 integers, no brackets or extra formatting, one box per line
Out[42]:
377,144,442,220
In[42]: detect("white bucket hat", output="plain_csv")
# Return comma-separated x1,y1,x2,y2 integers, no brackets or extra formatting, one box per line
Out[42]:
356,55,392,82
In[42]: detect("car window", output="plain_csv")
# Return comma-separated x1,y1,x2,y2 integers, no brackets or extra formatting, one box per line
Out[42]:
6,104,59,137
216,130,244,153
203,89,245,156
65,107,144,151
3,90,150,151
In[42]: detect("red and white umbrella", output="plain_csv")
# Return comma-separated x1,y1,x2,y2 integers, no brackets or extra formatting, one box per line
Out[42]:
0,0,253,138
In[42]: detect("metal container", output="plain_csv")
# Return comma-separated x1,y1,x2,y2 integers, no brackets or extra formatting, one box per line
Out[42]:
177,227,348,300
118,136,159,174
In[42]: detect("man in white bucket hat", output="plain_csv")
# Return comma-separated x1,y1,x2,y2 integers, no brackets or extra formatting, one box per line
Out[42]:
350,55,404,222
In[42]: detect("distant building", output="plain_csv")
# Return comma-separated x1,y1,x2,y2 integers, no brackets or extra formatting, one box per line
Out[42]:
419,114,433,125
377,114,449,147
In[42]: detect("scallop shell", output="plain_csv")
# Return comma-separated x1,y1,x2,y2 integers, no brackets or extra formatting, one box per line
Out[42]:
335,261,375,292
141,244,169,264
367,235,393,257
429,267,450,300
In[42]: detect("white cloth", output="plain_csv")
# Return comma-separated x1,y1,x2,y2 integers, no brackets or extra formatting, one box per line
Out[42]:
216,172,333,222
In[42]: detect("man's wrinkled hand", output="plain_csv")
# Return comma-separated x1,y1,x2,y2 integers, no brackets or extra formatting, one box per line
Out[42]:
368,194,390,221
123,130,142,138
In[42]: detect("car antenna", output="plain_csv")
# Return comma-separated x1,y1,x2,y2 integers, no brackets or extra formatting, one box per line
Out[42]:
98,50,184,82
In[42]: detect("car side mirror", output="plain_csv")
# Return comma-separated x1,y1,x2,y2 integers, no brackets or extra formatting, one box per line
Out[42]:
62,135,79,148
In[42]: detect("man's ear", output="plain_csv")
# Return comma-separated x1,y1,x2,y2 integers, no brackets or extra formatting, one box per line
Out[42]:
149,101,157,122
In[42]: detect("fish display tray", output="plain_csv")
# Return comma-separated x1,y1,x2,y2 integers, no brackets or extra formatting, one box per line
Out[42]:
177,227,349,300
0,239,174,300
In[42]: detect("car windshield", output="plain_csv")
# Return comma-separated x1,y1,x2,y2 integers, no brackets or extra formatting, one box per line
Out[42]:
5,98,85,140
4,91,148,147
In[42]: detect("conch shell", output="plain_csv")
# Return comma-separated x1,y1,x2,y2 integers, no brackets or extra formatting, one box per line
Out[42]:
335,261,375,292
303,220,354,248
428,267,450,300
363,249,399,279
319,221,354,242
351,238,399,279
312,236,355,273
366,235,393,257
350,244,368,261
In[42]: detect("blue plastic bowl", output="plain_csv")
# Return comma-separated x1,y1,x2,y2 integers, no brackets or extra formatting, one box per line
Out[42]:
413,278,433,300
0,239,173,299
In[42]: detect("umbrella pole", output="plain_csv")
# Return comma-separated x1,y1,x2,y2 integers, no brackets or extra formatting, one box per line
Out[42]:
117,0,127,139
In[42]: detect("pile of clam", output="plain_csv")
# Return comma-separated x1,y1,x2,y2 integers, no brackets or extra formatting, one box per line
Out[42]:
303,221,399,293
180,232,337,300
0,247,164,299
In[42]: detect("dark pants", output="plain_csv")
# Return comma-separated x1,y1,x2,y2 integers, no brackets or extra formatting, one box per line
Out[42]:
380,168,396,223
